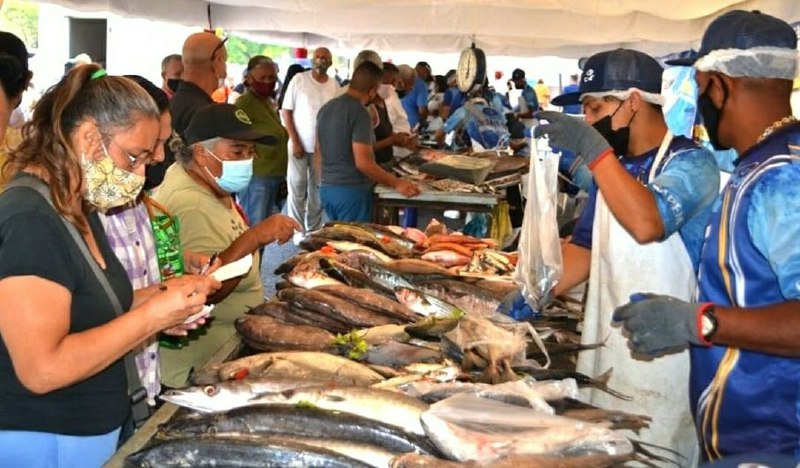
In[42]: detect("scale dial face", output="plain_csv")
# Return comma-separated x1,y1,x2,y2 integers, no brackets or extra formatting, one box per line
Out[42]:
457,47,478,92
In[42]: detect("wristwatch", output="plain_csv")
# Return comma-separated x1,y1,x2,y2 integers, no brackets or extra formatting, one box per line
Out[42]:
700,305,718,341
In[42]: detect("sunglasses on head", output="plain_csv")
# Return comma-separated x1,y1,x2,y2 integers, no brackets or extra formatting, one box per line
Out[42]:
208,34,229,62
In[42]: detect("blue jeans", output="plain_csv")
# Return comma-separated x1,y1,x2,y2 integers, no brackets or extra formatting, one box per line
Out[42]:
320,184,373,222
237,176,283,226
0,427,121,468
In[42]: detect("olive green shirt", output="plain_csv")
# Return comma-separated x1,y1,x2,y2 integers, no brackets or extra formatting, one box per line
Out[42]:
154,164,263,387
235,91,289,177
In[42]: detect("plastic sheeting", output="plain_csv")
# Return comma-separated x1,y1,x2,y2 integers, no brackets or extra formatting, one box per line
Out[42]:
30,0,800,57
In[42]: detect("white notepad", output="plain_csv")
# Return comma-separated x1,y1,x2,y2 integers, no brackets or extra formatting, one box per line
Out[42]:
210,254,253,282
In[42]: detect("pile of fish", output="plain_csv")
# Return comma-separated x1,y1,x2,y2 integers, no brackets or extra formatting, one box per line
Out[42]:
124,222,678,467
393,149,529,194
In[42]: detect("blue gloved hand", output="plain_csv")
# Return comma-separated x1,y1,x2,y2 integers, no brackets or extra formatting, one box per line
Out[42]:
533,111,612,167
612,293,704,356
497,289,539,321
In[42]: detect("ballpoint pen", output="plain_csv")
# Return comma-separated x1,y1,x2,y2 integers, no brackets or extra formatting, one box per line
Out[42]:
199,252,219,276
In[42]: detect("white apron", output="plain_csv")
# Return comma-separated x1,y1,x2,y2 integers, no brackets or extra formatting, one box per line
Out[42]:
575,132,699,467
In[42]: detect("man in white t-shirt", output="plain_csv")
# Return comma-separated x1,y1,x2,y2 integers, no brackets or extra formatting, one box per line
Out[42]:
281,47,339,241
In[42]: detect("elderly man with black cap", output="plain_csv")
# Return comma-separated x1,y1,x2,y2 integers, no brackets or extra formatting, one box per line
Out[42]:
154,104,300,387
611,11,800,462
528,48,720,462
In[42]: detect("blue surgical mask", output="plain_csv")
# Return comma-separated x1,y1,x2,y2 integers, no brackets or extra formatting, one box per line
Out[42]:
204,149,253,194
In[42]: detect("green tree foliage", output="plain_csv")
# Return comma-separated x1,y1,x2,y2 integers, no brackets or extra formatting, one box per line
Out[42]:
226,34,291,65
0,0,38,49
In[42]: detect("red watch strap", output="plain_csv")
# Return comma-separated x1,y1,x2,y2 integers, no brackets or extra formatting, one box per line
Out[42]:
696,302,715,347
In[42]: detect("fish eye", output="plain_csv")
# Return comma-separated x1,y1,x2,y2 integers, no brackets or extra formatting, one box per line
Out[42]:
202,385,219,396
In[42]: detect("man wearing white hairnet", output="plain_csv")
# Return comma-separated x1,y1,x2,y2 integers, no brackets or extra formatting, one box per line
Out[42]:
530,48,720,463
613,11,800,461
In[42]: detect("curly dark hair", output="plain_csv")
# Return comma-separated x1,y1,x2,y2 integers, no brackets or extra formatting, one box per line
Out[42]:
2,63,159,232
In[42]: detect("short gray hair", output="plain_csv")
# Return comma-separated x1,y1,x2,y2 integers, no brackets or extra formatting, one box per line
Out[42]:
173,137,222,167
353,50,382,71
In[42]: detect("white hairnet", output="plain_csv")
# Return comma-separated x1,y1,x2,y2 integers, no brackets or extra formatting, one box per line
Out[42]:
580,87,665,106
694,46,798,80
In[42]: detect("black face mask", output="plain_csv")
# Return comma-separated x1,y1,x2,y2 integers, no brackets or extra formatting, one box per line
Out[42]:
697,79,729,150
166,78,181,93
592,102,634,156
396,89,407,99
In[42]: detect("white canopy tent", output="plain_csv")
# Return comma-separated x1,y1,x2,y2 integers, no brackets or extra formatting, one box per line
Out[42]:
32,0,800,58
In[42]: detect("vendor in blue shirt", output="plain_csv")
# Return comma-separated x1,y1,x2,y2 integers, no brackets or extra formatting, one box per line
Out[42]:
397,64,429,129
441,70,465,120
532,48,719,463
613,11,800,462
444,85,509,151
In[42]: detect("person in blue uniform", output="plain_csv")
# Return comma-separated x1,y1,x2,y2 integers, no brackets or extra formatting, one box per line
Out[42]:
528,48,721,463
612,10,800,462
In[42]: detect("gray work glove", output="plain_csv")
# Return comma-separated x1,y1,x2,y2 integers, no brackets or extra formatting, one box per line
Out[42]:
533,110,612,167
612,293,704,356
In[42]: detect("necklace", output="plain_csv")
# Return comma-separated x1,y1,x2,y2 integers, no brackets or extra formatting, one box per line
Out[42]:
757,116,798,143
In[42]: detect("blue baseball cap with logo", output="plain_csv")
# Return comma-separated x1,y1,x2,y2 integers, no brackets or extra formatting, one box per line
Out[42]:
551,48,663,107
666,10,797,67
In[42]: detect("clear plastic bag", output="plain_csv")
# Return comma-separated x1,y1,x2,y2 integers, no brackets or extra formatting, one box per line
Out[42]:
421,393,634,464
514,137,562,311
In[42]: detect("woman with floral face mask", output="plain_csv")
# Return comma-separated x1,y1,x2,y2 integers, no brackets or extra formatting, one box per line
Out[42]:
235,55,289,227
0,64,220,467
155,103,300,388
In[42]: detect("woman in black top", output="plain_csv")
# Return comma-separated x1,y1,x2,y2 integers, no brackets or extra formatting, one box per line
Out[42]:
0,64,218,467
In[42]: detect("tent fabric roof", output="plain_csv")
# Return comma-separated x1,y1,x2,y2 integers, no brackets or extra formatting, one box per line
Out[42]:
37,0,800,57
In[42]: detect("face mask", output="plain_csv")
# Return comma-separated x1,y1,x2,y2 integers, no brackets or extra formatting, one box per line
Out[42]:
697,81,729,150
250,80,276,98
313,57,331,73
397,89,407,99
592,102,634,156
144,161,167,190
82,141,145,211
166,78,181,93
377,84,394,101
204,149,253,194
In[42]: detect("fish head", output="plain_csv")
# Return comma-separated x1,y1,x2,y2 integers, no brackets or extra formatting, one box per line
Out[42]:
159,382,254,413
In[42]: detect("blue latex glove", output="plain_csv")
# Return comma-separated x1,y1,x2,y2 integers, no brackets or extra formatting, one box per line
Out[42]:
612,293,703,356
497,289,539,321
533,110,611,166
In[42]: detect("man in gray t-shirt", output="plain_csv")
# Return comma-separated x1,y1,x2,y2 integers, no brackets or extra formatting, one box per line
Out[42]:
315,61,420,222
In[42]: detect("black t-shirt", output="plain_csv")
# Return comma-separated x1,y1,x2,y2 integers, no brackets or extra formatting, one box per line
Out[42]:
373,101,393,164
0,174,134,435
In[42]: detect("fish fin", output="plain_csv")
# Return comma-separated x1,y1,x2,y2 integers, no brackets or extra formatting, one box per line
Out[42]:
595,367,613,385
630,439,686,467
499,359,518,383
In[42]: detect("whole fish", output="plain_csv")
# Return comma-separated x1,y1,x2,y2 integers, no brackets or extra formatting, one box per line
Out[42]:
286,304,354,334
124,436,371,468
359,324,411,345
248,301,340,332
358,259,415,291
404,316,460,340
395,287,462,318
313,284,418,322
386,258,454,276
298,235,334,252
548,398,652,432
319,257,396,297
234,315,335,352
325,241,393,263
362,340,443,369
159,376,333,413
414,279,501,316
326,221,417,252
278,287,398,328
286,258,343,289
317,225,411,258
191,351,384,386
420,250,471,267
159,404,440,457
253,386,429,436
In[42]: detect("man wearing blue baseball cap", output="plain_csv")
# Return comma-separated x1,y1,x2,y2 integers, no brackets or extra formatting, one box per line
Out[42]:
611,10,800,461
529,48,720,462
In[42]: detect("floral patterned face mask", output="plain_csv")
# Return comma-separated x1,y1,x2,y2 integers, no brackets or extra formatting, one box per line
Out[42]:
82,140,145,211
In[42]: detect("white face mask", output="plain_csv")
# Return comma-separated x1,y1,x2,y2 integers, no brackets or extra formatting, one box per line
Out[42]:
377,84,395,101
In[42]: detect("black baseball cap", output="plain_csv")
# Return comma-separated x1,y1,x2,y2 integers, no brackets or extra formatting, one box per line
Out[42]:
666,10,797,67
511,68,526,80
185,104,277,145
551,49,663,106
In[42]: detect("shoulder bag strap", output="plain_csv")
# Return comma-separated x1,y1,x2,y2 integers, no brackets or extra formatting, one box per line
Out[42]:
5,177,150,426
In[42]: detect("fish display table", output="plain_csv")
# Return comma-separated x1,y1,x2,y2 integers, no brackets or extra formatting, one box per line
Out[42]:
373,185,503,225
104,334,245,468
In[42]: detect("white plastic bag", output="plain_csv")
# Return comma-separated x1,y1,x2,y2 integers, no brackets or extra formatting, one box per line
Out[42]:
514,136,562,311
